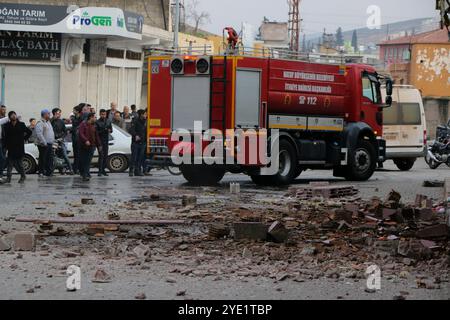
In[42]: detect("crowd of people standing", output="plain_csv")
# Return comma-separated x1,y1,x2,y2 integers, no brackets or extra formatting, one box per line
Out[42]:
0,102,148,184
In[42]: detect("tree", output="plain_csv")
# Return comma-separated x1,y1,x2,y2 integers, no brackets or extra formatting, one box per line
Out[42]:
336,27,344,47
351,30,358,52
186,0,211,34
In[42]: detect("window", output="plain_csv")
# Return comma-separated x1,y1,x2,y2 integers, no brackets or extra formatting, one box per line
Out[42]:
362,73,381,104
362,77,375,101
383,102,421,125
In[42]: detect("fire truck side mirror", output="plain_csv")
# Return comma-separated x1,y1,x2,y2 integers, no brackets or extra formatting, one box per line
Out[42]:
196,57,211,75
170,57,184,75
385,96,393,107
386,79,393,96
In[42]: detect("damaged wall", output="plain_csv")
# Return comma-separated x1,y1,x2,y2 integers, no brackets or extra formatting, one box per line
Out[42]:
411,44,450,98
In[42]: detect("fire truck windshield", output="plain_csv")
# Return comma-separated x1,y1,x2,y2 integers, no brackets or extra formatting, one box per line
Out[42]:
362,73,382,105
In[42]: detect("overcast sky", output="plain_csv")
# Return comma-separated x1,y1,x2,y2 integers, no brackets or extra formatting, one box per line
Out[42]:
191,0,439,36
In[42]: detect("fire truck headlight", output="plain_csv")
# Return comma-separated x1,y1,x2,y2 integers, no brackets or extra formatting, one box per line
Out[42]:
196,58,210,74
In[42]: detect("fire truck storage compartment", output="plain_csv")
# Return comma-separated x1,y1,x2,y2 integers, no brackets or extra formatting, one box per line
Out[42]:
297,140,327,161
235,70,261,128
172,76,210,131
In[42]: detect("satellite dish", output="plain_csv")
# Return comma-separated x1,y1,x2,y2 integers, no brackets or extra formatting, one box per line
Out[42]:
67,5,79,14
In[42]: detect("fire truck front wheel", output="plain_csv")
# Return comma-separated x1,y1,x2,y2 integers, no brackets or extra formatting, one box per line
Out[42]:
345,139,377,181
180,165,226,186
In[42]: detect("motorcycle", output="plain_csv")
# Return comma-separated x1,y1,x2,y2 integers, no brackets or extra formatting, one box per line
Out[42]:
425,120,450,169
51,138,72,174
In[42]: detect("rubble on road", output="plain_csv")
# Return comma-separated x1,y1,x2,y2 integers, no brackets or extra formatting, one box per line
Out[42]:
12,232,35,251
92,268,112,283
292,184,359,200
1,183,448,288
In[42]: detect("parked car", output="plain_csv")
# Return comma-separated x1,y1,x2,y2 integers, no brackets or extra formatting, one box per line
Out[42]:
382,85,427,171
23,124,131,174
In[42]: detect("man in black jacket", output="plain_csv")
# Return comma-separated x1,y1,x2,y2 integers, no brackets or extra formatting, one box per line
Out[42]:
129,109,147,177
1,111,32,184
71,105,83,175
51,108,73,175
95,109,113,177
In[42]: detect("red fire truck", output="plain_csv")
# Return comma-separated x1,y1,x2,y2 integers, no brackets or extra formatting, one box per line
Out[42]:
147,53,392,186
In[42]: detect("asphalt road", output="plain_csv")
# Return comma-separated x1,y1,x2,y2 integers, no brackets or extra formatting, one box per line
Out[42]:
0,159,449,300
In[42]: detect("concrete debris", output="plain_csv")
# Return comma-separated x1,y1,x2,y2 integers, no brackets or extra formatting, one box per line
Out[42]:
416,224,449,239
135,293,147,300
295,185,359,200
92,269,112,283
176,290,186,297
423,180,445,188
81,198,95,205
12,232,35,252
267,221,290,243
398,240,432,260
132,244,151,260
58,212,74,218
208,224,231,239
386,190,402,206
0,236,11,251
233,222,268,241
182,195,197,207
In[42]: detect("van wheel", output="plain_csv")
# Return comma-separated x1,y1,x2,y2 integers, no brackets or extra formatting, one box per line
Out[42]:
22,155,37,175
180,165,225,186
394,158,416,171
345,140,376,181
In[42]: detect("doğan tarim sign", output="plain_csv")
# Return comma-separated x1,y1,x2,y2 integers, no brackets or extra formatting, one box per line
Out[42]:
0,31,61,61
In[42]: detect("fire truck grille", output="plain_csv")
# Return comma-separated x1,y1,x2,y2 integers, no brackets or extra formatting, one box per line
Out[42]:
149,138,169,154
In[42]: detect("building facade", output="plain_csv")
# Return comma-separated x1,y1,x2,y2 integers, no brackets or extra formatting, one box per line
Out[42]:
379,29,450,138
0,0,171,121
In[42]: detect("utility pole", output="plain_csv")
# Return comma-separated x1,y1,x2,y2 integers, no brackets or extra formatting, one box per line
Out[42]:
288,0,301,52
174,0,180,52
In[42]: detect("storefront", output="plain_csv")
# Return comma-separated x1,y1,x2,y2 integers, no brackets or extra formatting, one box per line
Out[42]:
0,2,160,120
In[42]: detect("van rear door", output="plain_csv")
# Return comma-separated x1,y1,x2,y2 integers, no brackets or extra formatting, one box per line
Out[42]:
383,89,425,149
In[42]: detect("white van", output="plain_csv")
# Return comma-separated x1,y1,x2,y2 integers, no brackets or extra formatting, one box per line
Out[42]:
382,85,427,171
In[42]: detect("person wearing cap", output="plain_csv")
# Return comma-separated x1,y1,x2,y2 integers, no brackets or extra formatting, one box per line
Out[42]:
35,109,55,177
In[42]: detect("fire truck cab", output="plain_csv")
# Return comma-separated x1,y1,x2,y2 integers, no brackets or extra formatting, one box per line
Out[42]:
147,52,392,186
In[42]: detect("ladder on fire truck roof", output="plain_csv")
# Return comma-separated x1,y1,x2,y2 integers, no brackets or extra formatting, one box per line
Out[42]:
210,57,228,132
145,45,360,65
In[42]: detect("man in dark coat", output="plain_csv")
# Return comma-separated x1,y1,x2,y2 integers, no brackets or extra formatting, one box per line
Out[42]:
95,109,113,177
70,105,83,175
1,111,32,184
129,109,147,177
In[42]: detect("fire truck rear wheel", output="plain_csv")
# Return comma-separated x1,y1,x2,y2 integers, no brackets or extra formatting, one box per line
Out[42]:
250,140,298,186
180,165,226,186
345,140,376,181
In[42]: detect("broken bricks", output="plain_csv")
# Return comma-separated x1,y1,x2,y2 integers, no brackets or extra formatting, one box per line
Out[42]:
208,224,231,239
81,198,95,205
92,268,112,283
416,224,449,240
12,232,35,252
182,195,197,207
267,221,290,243
233,222,268,241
